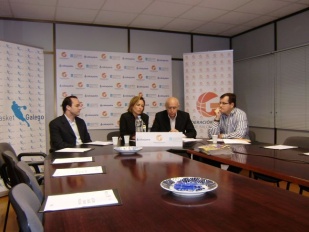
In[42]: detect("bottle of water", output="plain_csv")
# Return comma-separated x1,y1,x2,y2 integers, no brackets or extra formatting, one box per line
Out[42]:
135,115,143,132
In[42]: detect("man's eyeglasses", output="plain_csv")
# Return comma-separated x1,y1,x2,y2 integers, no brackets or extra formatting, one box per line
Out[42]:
219,102,230,105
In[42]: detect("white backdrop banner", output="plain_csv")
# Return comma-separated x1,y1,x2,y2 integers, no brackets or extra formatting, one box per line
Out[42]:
0,40,46,154
183,50,233,138
56,49,172,129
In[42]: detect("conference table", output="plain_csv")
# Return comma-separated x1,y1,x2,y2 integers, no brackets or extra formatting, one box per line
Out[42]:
187,142,309,188
43,143,309,231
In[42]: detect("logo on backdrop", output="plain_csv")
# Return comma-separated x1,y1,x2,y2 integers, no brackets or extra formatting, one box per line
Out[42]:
196,92,219,117
11,101,30,127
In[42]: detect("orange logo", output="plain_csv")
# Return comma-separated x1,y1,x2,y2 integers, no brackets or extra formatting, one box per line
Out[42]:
137,55,143,61
152,83,157,88
116,64,121,70
138,92,143,97
102,92,107,97
101,73,107,79
138,73,143,79
77,82,83,88
77,62,83,69
156,135,163,141
62,92,68,97
61,72,67,77
102,111,107,117
101,53,107,59
151,65,156,71
117,101,122,107
61,52,67,58
196,92,219,117
152,101,157,107
116,83,121,88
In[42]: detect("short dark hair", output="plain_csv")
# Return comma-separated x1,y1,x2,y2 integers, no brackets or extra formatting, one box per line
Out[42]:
220,93,236,107
62,96,78,113
127,96,145,113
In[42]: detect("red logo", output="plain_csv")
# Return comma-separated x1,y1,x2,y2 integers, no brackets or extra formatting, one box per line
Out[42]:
102,92,107,97
196,92,219,117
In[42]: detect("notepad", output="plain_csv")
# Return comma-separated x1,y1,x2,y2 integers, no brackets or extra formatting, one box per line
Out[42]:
43,189,120,212
52,157,93,164
85,141,113,146
52,166,105,177
55,148,93,152
263,145,298,150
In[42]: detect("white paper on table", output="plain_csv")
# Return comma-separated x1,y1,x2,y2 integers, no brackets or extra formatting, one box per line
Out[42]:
85,141,113,146
207,139,224,143
43,189,119,212
302,153,309,156
223,139,250,144
55,148,93,152
53,166,103,177
264,145,298,150
52,157,93,164
182,138,203,143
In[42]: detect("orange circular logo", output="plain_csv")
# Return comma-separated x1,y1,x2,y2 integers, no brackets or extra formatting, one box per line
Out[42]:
102,111,107,117
61,72,67,77
116,83,121,88
152,83,157,88
151,65,156,71
156,135,163,141
152,101,157,107
137,55,143,61
102,92,107,97
196,92,218,117
101,73,107,79
138,73,143,79
62,92,68,97
61,52,67,58
117,101,122,107
77,82,83,88
77,62,83,68
101,54,107,59
116,64,121,70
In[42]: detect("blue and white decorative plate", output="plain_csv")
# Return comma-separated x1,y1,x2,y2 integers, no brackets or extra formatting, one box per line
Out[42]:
114,146,142,155
160,177,218,197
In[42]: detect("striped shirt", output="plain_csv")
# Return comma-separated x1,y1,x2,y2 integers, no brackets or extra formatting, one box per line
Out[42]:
208,108,249,139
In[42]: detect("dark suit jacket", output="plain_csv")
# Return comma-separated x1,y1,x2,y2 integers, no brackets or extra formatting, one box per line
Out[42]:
49,115,92,152
119,112,149,140
151,110,197,138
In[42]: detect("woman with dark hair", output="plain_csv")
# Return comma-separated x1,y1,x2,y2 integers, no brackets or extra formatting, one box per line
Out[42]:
119,96,149,141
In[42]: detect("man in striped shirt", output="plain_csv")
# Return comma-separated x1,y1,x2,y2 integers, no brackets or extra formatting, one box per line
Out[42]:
208,93,249,140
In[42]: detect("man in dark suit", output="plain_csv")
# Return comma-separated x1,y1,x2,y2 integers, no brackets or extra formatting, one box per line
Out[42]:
151,97,196,138
49,96,92,152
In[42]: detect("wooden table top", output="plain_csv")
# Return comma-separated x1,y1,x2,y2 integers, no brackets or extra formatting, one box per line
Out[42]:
44,144,309,231
188,143,309,187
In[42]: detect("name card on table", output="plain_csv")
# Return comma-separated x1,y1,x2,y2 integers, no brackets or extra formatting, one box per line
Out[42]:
135,132,183,147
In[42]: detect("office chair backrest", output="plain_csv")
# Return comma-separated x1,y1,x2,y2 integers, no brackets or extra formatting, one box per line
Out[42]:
15,161,44,203
9,183,43,232
2,150,20,188
283,136,309,149
0,143,17,186
107,131,120,141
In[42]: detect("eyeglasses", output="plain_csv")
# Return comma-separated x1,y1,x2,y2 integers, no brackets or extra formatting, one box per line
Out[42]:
219,102,229,105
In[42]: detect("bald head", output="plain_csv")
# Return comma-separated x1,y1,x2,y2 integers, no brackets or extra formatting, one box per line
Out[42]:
165,97,179,119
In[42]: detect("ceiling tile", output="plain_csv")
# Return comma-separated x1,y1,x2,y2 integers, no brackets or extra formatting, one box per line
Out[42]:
244,15,277,27
56,7,98,23
10,3,56,20
214,11,260,25
94,11,137,26
102,0,153,13
219,25,251,36
235,0,291,15
180,6,228,21
267,3,309,17
0,1,12,17
130,14,173,29
199,0,252,10
143,1,192,17
193,22,236,34
58,0,105,9
163,18,205,32
9,0,58,6
156,0,201,6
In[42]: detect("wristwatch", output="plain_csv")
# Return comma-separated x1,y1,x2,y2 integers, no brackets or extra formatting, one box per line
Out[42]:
214,119,220,122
